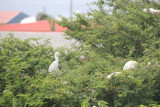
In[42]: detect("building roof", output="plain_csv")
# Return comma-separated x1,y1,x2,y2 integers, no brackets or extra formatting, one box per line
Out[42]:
0,20,67,32
0,20,51,32
0,11,20,24
0,11,28,24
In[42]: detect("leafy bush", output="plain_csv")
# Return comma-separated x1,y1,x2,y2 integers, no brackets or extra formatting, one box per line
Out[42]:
0,34,55,106
0,33,159,107
58,0,160,58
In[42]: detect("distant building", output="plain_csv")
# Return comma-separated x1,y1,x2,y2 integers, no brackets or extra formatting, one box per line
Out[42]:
0,11,67,32
0,20,51,32
20,16,36,24
0,20,67,32
0,11,28,24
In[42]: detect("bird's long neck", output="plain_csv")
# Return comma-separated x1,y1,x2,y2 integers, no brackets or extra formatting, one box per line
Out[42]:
54,56,59,63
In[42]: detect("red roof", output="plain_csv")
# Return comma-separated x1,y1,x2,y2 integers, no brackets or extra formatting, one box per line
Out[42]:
0,11,20,24
0,20,51,32
0,20,67,32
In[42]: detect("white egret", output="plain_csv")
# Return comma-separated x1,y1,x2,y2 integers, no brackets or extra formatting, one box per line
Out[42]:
148,61,160,66
3,90,7,93
147,62,151,65
49,52,61,75
80,55,87,60
106,72,121,79
143,8,160,14
123,61,138,71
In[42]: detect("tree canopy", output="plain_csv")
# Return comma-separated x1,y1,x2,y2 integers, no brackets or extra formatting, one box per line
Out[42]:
59,0,160,58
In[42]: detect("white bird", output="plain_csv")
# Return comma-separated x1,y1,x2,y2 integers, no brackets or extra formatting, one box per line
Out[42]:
80,55,87,60
49,52,61,75
148,62,151,65
106,72,121,79
143,8,160,14
147,61,160,66
3,90,8,93
123,61,138,71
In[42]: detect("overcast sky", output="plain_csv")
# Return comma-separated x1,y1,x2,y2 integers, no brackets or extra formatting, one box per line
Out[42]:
0,0,97,17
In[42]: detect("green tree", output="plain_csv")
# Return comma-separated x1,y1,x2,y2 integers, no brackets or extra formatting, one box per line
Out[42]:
58,0,160,58
36,12,51,20
0,34,55,106
0,33,159,107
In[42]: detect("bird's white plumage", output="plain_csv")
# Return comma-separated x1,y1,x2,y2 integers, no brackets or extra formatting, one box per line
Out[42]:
143,8,160,14
148,62,151,65
80,55,86,60
49,52,60,75
149,8,160,14
123,61,138,71
106,72,121,79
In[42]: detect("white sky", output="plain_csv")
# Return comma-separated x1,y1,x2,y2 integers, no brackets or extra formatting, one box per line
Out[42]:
0,0,97,17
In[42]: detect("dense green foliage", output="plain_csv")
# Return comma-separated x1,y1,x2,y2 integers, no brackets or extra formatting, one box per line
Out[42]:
59,0,160,58
0,0,160,107
36,12,51,21
0,34,159,107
